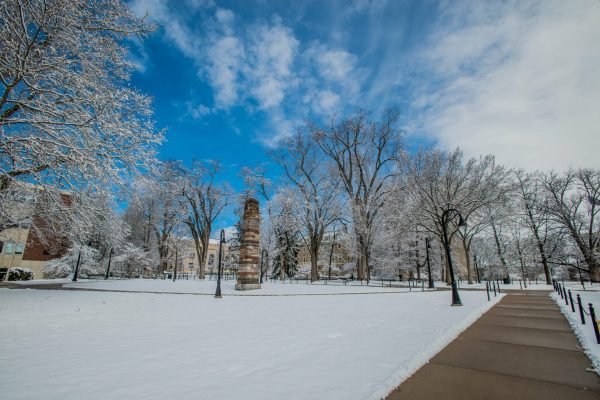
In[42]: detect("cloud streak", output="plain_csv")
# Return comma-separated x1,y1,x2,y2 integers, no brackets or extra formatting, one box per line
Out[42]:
411,0,600,170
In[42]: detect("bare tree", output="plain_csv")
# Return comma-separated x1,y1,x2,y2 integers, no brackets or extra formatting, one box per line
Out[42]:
405,148,508,284
541,169,600,281
181,161,231,279
312,110,402,281
274,130,342,281
130,163,184,276
514,170,560,284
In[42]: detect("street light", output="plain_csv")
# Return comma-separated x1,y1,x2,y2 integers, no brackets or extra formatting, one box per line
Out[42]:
214,229,226,298
441,208,467,306
425,237,434,289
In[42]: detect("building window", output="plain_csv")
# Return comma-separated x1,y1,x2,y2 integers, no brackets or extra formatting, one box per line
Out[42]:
4,243,14,254
15,243,25,255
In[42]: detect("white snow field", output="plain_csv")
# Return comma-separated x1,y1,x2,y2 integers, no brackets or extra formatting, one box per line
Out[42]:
552,288,600,373
0,281,501,400
60,278,428,295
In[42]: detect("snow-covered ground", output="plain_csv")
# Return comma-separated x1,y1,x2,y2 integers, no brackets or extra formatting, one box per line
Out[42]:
451,280,553,291
60,278,417,295
0,283,500,400
552,288,600,373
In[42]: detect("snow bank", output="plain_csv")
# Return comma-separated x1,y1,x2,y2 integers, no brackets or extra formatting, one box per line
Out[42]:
551,289,600,374
0,285,501,400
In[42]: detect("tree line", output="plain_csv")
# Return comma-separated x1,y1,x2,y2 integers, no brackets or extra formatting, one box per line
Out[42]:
1,1,597,283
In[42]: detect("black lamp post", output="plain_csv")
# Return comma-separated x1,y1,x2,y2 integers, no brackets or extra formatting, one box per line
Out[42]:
214,229,226,298
441,208,467,306
425,237,434,289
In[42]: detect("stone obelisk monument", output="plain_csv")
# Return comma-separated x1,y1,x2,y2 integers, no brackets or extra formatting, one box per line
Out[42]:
235,198,261,291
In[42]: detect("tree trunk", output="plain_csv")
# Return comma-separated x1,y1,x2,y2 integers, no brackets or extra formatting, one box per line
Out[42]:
519,258,528,288
310,244,319,282
357,254,368,281
199,230,211,279
280,251,286,281
588,259,600,283
490,218,510,283
525,206,552,284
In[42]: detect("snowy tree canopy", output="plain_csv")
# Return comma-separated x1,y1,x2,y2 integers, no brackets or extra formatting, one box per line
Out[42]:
0,0,163,201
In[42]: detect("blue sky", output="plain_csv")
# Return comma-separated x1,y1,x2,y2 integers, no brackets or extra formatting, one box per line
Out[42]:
126,0,600,229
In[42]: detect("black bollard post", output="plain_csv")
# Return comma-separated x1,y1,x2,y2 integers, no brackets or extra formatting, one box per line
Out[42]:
568,290,575,313
563,285,569,306
588,304,600,344
519,279,522,290
493,281,497,297
558,284,564,299
577,295,586,325
497,280,501,294
486,282,490,301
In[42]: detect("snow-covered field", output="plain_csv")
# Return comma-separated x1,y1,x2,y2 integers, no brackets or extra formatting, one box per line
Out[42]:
452,280,553,291
1,282,500,400
552,288,600,373
59,278,425,295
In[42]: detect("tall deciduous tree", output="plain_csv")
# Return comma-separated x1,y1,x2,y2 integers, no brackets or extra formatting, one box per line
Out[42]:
514,170,558,284
541,169,600,282
405,148,508,283
274,130,342,281
181,161,230,279
312,110,402,281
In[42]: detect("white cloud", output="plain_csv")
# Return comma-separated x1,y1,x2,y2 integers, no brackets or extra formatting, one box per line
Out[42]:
129,2,362,146
317,49,357,82
314,90,341,115
414,0,600,170
186,102,213,119
245,23,299,109
206,35,245,107
215,8,235,25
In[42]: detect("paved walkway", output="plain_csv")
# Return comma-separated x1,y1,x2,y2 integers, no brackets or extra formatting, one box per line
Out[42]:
386,290,600,399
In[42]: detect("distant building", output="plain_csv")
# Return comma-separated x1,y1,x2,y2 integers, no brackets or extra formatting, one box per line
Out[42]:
297,231,354,276
176,239,231,276
0,189,71,281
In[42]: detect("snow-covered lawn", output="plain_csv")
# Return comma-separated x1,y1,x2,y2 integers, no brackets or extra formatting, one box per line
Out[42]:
1,283,500,400
60,278,424,295
453,280,553,291
552,288,600,373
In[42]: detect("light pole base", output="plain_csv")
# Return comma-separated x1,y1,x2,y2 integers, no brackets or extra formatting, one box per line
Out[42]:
451,303,463,306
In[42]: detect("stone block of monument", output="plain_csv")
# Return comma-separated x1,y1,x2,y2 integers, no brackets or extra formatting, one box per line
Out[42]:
235,198,261,290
